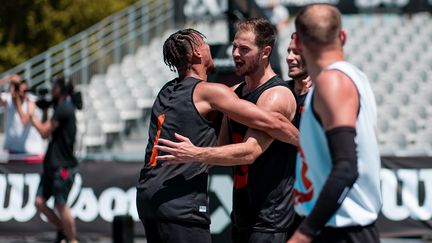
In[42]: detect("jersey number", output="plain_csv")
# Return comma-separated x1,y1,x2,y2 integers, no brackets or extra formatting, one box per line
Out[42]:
149,114,166,167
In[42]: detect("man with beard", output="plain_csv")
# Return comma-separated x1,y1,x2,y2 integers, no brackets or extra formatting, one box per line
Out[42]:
156,19,299,243
136,28,298,243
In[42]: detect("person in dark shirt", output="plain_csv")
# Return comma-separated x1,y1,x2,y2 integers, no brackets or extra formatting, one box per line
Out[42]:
30,76,79,243
136,28,299,243
156,19,299,243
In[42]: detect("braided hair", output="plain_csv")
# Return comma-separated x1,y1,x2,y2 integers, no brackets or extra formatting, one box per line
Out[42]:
163,28,206,73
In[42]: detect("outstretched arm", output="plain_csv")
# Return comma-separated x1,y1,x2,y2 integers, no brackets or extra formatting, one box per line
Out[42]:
195,82,299,146
157,130,272,165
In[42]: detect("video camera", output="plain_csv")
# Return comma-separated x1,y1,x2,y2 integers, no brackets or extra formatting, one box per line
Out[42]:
26,76,83,110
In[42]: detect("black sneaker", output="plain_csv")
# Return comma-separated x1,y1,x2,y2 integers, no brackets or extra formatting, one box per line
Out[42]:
54,230,67,243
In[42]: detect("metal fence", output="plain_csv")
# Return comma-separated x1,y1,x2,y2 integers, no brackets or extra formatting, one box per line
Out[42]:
0,0,175,87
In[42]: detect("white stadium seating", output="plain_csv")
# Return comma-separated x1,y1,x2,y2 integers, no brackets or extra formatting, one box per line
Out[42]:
77,14,431,156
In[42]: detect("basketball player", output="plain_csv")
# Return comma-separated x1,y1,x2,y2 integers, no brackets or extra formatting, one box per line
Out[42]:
156,19,299,243
287,4,382,243
136,28,298,243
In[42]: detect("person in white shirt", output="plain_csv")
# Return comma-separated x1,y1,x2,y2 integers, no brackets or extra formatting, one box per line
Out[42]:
0,74,45,162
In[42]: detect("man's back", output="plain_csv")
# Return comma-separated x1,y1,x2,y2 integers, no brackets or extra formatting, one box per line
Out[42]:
294,61,381,226
137,77,217,224
45,101,77,168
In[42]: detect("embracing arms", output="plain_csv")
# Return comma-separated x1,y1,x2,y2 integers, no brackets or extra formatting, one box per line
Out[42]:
194,82,299,146
157,85,297,166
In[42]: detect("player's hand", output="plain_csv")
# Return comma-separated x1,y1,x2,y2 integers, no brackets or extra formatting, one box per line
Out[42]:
302,76,312,90
156,133,201,165
286,230,312,243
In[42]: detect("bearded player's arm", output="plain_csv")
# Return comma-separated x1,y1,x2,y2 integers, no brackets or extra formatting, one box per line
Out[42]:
156,86,297,165
197,82,299,146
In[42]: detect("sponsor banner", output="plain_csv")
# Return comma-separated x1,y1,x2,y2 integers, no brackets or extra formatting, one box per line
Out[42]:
377,157,432,237
0,162,233,239
0,162,144,235
281,0,432,14
176,0,432,21
1,158,432,239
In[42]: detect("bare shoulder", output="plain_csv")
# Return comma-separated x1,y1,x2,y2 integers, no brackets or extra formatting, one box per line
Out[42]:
195,82,229,99
194,82,239,106
258,85,296,118
313,69,359,129
315,69,357,97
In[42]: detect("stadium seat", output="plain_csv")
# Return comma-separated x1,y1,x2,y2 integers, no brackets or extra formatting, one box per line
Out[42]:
82,118,107,149
382,132,408,148
379,105,400,119
377,119,390,134
412,132,432,149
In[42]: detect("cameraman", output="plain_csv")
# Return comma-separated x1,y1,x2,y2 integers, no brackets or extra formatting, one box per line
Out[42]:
30,76,79,243
0,74,45,163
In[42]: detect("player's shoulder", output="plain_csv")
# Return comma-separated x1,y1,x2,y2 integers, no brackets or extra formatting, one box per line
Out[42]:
261,79,295,101
196,81,234,97
258,83,296,112
316,69,356,94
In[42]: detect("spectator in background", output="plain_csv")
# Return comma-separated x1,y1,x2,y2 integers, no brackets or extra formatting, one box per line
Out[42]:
286,32,312,128
255,0,290,32
31,76,80,243
0,74,45,163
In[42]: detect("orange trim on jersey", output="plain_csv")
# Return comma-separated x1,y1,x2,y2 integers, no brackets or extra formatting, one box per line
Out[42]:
149,114,166,167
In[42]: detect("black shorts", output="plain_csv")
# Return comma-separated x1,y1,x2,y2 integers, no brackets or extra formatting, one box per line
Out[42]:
37,166,78,204
232,227,289,243
312,223,380,243
141,218,211,243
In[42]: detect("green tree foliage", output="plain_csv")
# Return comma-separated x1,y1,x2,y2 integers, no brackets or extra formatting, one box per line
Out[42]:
0,0,138,72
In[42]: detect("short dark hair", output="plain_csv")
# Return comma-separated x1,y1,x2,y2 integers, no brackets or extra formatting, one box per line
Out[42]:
235,18,276,51
294,4,342,48
52,75,74,95
163,28,206,72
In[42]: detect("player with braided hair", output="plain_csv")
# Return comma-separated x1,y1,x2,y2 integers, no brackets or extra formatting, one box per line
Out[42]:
136,28,298,243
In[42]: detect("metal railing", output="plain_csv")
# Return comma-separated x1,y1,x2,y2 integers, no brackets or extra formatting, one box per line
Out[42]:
0,0,175,86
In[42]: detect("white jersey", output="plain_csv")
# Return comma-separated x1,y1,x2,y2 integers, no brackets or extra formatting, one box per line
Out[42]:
294,61,382,227
2,93,45,155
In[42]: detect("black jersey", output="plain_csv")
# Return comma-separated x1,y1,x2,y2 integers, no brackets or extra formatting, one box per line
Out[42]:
229,76,297,232
136,77,217,225
44,101,78,170
287,80,307,128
